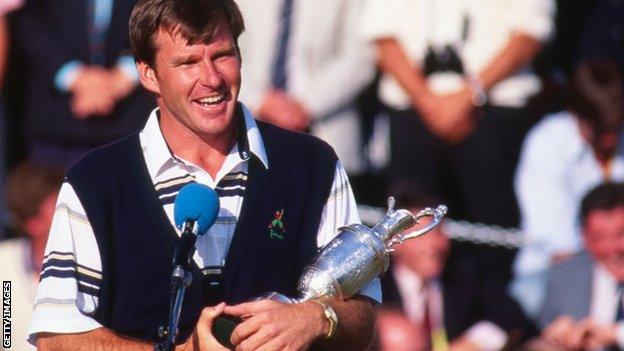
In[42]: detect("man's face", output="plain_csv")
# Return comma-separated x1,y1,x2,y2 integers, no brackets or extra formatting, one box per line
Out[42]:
138,18,242,138
584,206,624,281
394,218,450,280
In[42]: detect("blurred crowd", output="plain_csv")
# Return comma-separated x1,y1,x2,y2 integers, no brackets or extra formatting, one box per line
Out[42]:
1,0,624,350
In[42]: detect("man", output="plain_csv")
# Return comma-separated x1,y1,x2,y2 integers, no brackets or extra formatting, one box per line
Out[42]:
360,0,554,228
14,0,154,166
512,60,624,317
378,190,534,351
538,182,624,350
235,0,375,176
1,162,64,351
28,1,377,350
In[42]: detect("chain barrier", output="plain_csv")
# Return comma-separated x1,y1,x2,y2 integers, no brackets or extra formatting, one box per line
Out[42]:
358,204,526,249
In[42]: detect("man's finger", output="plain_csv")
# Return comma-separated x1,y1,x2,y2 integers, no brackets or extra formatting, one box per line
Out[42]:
230,313,267,346
200,302,226,325
224,299,276,317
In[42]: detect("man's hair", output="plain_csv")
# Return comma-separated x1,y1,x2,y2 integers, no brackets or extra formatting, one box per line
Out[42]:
6,162,64,229
129,0,245,67
580,182,624,226
567,59,624,131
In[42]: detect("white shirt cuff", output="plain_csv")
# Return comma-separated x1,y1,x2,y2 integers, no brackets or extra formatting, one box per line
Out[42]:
464,321,508,351
115,55,139,84
54,60,85,92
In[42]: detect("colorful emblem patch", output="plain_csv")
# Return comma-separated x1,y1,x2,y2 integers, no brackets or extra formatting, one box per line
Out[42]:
268,209,286,240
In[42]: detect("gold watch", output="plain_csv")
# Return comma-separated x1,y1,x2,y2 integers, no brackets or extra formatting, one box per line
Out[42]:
313,299,338,339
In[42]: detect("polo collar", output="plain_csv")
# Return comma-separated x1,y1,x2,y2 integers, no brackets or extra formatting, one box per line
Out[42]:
140,103,269,181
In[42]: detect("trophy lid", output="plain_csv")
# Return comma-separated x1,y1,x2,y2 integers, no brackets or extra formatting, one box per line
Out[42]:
371,197,417,243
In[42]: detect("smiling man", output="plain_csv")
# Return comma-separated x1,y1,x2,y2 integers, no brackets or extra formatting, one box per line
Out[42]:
539,182,624,351
27,1,378,350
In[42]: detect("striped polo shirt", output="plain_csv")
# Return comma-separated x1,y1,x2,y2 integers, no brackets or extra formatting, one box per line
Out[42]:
28,105,380,343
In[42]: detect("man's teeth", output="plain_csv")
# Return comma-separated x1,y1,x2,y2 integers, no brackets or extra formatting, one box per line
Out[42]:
196,94,225,105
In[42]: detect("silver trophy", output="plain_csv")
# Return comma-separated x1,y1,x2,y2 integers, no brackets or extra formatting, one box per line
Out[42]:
267,197,448,303
213,197,447,348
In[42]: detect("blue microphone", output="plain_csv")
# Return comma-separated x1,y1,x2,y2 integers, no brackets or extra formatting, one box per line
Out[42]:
172,183,220,268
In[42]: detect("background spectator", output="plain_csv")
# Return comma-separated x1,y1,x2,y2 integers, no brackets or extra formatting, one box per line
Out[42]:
360,0,555,287
377,188,534,351
12,0,155,167
1,161,64,351
536,182,624,351
235,0,375,178
512,60,624,318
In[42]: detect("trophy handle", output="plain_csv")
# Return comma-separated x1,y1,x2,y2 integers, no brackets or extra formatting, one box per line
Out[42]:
386,204,447,249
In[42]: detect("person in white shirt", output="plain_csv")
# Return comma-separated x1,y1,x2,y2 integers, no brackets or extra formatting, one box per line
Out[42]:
360,0,554,229
235,0,375,175
511,59,624,318
538,182,624,350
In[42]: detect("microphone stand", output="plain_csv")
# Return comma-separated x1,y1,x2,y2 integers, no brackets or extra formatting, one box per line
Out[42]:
156,222,196,351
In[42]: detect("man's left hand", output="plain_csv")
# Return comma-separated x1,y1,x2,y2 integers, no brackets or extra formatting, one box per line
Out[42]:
224,299,326,351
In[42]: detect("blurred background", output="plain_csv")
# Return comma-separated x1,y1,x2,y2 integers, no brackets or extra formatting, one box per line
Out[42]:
2,0,624,350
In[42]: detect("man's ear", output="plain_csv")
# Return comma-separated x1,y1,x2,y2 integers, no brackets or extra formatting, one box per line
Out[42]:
137,61,161,95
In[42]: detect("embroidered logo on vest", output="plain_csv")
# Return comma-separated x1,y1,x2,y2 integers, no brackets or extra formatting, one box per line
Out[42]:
268,209,286,239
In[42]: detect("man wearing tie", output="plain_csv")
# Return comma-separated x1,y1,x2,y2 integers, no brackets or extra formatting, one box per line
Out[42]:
539,182,624,350
378,189,533,351
14,0,154,166
234,0,375,176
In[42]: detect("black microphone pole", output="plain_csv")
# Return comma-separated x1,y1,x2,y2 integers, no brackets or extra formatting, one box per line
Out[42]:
156,221,196,351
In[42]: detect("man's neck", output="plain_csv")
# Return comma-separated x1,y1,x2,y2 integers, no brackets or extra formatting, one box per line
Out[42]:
159,112,240,179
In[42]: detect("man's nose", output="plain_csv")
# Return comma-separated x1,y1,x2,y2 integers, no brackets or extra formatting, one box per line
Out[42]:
199,60,222,87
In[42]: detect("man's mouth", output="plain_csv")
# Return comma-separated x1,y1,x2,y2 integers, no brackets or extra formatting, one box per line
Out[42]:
193,93,226,107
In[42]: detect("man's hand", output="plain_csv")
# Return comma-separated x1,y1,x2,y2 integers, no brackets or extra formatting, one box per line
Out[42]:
421,86,476,144
256,90,310,131
69,66,117,118
542,316,587,351
108,67,136,101
577,318,618,350
69,66,137,119
224,299,326,351
186,303,231,351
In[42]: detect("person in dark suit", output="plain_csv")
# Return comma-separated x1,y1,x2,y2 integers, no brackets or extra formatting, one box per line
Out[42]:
13,0,154,166
377,190,534,351
537,182,624,351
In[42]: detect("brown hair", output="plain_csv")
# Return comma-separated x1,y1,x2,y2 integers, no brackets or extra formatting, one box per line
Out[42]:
6,162,64,229
567,59,624,131
129,0,245,67
580,182,624,226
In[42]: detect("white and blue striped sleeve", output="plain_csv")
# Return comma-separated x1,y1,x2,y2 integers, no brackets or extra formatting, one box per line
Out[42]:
28,182,103,345
316,160,382,303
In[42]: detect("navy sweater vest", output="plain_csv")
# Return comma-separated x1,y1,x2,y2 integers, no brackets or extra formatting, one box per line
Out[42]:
66,121,338,344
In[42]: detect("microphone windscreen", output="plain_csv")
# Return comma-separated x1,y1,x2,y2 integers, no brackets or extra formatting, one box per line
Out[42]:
174,183,220,235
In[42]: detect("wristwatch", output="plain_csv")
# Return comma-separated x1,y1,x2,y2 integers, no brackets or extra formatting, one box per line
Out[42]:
467,76,487,107
313,299,338,339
